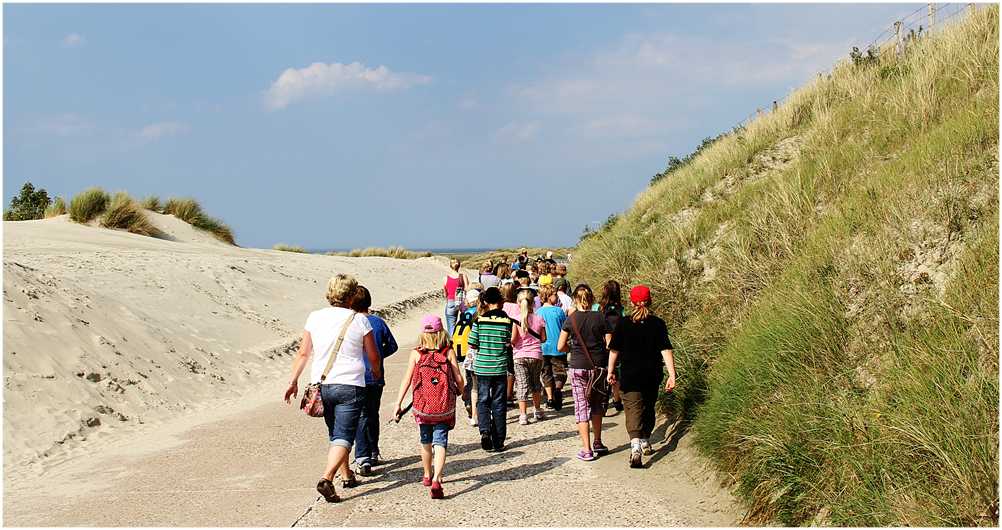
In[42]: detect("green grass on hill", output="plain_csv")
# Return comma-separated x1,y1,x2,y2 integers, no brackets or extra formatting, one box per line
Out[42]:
571,8,998,526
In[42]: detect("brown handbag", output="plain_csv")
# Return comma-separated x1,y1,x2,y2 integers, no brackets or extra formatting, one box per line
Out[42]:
569,312,610,402
300,311,357,417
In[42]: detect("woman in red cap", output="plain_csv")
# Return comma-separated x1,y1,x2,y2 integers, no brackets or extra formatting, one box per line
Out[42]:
606,285,677,468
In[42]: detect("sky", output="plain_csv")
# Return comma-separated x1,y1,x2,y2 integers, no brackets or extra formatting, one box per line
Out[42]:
4,3,925,250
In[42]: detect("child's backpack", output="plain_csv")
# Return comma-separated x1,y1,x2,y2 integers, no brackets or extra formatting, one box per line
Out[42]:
411,347,458,428
451,311,475,362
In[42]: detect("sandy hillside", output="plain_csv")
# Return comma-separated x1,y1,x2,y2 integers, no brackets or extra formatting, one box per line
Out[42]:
3,214,453,475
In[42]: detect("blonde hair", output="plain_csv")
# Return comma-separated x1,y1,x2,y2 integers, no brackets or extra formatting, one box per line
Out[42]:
500,283,517,303
419,330,449,351
631,300,651,323
573,284,595,310
517,289,535,332
326,274,359,307
450,258,461,272
539,284,557,304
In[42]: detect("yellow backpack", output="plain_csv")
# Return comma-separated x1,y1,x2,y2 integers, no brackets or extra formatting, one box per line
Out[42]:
451,310,474,361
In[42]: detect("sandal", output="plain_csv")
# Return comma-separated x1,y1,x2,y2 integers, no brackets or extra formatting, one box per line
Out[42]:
316,479,340,503
592,440,609,455
430,481,444,499
577,449,596,462
340,473,359,488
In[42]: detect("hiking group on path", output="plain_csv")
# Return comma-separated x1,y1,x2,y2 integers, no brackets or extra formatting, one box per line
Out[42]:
284,249,677,502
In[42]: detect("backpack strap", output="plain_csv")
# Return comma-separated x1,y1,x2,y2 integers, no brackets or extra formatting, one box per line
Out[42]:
319,311,357,382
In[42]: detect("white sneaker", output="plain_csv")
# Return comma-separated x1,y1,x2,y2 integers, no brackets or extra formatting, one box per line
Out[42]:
640,439,653,455
534,410,545,421
518,414,528,425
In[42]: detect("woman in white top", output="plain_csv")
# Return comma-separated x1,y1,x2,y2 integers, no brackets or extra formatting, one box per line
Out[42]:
285,273,381,504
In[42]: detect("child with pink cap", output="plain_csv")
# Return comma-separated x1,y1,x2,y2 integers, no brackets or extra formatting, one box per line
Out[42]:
393,314,464,499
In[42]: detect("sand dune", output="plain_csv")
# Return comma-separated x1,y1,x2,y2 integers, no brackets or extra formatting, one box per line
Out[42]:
3,214,453,478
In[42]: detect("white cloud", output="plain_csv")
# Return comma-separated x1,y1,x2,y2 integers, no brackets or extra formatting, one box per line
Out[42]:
494,121,540,144
264,61,432,110
62,33,85,47
33,113,94,136
138,121,189,140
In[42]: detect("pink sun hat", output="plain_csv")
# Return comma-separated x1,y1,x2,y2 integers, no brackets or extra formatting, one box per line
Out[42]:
421,314,443,333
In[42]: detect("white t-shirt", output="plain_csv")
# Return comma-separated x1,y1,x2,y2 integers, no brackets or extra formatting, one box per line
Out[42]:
305,307,372,387
557,291,574,314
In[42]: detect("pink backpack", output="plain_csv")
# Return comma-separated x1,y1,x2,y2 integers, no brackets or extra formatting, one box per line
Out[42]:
411,347,458,428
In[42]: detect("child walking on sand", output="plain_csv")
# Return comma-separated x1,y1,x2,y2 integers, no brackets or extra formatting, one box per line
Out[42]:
393,315,465,499
512,288,546,424
350,285,397,476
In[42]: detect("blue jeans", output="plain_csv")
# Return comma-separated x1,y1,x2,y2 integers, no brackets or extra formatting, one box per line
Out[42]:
354,384,383,463
444,300,459,337
419,423,450,448
476,375,507,445
320,384,365,448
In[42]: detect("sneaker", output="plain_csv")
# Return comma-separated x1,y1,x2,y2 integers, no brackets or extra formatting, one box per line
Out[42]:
480,433,493,451
518,414,528,425
430,481,444,499
612,400,624,412
316,479,340,503
553,395,563,411
421,476,432,487
357,461,372,477
534,410,545,421
370,453,381,467
592,440,610,455
629,450,643,469
577,450,596,462
492,438,505,452
640,439,653,455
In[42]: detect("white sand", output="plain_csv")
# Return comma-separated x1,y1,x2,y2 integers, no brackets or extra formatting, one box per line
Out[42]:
3,214,454,479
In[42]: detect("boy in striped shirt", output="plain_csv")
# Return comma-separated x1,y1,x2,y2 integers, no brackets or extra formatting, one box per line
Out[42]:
468,287,514,452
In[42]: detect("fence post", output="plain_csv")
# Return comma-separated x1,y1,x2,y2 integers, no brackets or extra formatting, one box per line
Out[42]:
928,3,936,32
894,21,903,56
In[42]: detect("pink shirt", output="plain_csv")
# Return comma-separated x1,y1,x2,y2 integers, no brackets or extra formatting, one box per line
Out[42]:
513,313,545,359
503,302,520,320
444,275,463,301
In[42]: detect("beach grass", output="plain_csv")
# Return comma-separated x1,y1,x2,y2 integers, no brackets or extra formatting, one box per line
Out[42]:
44,197,67,218
140,195,162,212
328,246,432,259
273,244,308,253
163,197,236,245
570,7,998,526
68,188,110,223
100,192,163,238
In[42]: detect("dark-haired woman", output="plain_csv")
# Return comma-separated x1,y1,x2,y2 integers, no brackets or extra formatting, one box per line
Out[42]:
593,280,626,412
606,285,677,468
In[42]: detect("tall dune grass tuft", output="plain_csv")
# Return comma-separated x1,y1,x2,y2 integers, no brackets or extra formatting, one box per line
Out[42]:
140,195,162,212
273,244,307,253
100,192,163,238
163,196,236,245
68,188,110,223
44,197,67,218
571,7,998,526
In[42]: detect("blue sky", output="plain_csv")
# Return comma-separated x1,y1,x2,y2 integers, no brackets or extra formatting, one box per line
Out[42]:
4,3,923,249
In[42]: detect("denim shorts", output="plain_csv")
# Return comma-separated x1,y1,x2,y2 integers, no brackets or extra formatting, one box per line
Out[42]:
419,423,450,448
320,384,365,448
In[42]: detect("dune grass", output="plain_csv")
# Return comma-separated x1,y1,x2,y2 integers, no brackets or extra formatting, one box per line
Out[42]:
328,246,432,259
68,188,110,223
44,197,67,218
163,197,236,245
140,195,162,212
100,192,163,238
273,244,308,253
571,7,998,526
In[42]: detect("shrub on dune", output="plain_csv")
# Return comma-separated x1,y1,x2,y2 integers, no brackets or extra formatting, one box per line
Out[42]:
163,196,236,245
100,192,162,238
44,197,67,218
69,188,110,223
273,244,307,253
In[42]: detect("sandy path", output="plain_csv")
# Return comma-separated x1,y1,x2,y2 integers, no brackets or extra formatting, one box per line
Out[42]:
4,300,742,527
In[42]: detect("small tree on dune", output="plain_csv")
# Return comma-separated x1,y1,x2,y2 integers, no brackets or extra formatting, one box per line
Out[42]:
5,182,52,221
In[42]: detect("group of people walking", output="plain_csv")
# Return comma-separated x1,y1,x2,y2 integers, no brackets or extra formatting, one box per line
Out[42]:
284,249,676,503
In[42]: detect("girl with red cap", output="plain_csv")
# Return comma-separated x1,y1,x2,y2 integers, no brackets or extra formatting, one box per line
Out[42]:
606,285,677,469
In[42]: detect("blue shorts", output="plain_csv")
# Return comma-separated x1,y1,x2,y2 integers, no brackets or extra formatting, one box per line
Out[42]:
419,423,450,448
320,384,365,448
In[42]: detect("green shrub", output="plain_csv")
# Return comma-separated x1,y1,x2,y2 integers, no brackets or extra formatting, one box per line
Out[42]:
100,192,162,238
6,182,52,221
140,195,162,212
44,197,67,218
273,244,307,253
69,187,110,223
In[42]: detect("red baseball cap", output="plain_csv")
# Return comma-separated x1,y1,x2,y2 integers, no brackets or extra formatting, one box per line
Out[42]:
630,285,651,304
